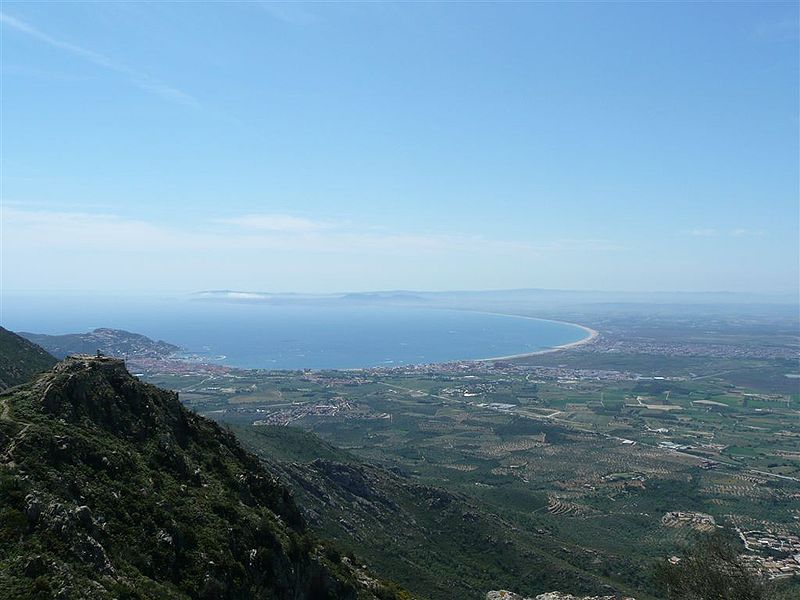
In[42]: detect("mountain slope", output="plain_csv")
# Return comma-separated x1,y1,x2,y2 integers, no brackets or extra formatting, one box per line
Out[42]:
18,328,180,360
235,426,638,600
0,327,57,390
0,356,408,599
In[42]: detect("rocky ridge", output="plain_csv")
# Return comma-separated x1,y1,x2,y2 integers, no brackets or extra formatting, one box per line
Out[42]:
0,355,408,599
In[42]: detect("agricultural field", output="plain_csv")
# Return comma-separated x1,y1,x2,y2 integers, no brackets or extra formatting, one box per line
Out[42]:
138,312,800,598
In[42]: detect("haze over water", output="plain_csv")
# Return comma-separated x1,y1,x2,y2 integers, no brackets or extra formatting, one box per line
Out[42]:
1,295,588,369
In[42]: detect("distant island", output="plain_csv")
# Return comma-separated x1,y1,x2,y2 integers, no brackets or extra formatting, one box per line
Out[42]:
193,288,798,307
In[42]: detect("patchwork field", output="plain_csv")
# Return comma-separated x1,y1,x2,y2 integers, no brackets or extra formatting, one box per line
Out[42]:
138,312,800,598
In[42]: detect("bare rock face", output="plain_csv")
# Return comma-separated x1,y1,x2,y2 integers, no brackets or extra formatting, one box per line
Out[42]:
487,592,526,600
487,592,636,600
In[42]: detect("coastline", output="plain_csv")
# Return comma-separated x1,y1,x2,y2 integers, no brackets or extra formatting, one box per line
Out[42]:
466,312,599,362
157,311,599,369
84,307,600,370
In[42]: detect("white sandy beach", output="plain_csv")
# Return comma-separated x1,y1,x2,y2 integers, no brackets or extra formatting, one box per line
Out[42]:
471,313,599,362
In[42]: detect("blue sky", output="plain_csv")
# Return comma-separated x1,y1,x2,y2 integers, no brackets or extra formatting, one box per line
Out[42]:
1,2,798,294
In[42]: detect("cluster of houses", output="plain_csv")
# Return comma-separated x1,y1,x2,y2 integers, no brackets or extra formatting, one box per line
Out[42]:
738,528,800,580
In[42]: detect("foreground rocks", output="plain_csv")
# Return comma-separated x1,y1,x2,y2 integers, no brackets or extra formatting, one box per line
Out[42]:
487,591,636,600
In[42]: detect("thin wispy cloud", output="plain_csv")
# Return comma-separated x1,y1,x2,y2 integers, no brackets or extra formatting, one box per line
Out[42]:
1,208,499,254
217,214,333,233
0,208,687,292
2,208,617,259
0,11,200,108
731,228,765,237
688,228,718,237
684,228,766,238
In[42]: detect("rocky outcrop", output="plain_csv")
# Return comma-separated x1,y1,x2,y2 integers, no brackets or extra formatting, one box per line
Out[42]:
487,591,636,600
0,356,408,599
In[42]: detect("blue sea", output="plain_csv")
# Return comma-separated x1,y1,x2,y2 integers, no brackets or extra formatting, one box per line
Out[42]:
1,294,589,370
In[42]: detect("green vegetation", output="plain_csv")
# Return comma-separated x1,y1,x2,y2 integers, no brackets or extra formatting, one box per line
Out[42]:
236,425,626,600
0,327,57,390
135,311,798,599
0,356,409,599
654,533,797,600
6,309,795,599
18,328,180,360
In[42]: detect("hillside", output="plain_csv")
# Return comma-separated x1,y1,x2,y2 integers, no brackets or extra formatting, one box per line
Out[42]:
18,328,180,360
234,426,636,600
0,356,408,599
0,327,57,390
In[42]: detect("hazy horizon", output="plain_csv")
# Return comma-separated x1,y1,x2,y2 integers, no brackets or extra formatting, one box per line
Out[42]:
2,2,798,295
2,286,798,300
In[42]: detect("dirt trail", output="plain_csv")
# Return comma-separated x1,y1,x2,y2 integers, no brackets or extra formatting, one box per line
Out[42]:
0,395,33,468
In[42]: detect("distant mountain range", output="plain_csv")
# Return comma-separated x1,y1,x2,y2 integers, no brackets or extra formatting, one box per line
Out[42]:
193,288,798,309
